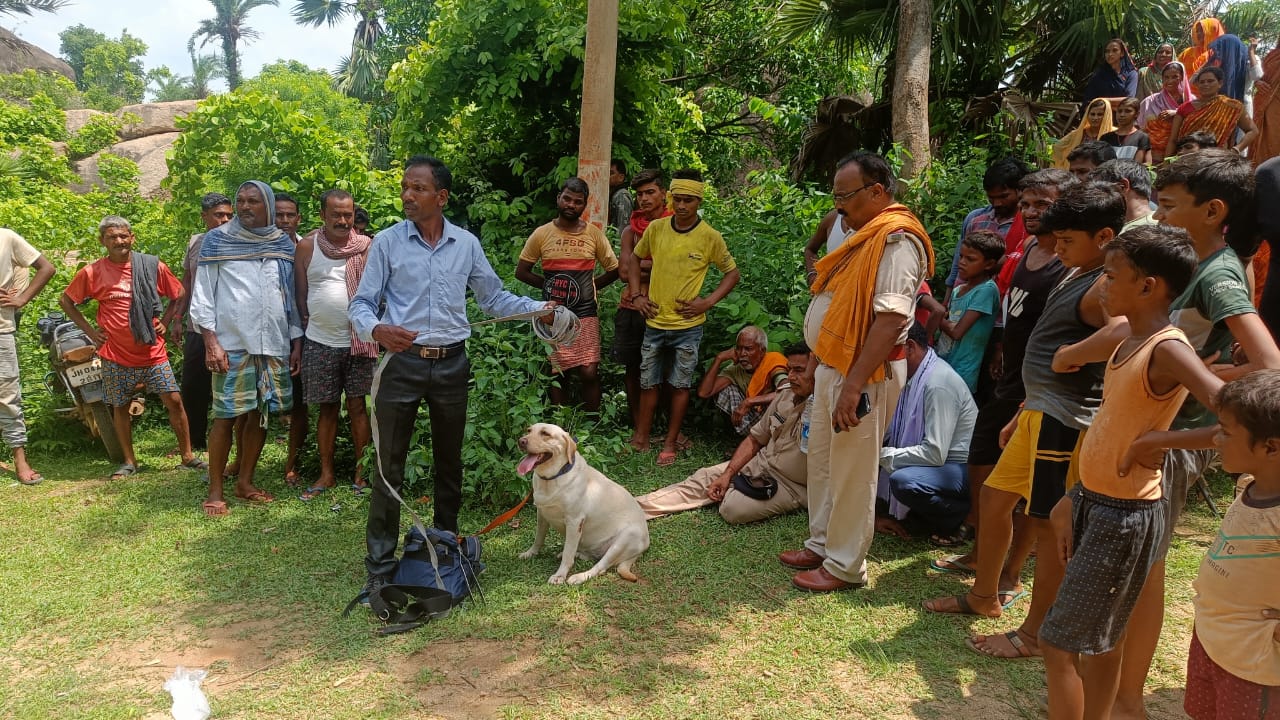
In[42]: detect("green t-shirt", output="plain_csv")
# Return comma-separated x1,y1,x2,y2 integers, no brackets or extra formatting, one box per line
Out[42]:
1170,247,1256,429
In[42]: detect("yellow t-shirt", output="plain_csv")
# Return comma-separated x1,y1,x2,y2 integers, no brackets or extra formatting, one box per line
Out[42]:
633,217,736,330
519,221,618,318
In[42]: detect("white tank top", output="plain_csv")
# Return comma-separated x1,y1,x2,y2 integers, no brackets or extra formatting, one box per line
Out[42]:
305,249,353,348
826,215,849,253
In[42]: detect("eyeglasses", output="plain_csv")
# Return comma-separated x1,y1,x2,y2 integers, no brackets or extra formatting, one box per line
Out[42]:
832,184,876,204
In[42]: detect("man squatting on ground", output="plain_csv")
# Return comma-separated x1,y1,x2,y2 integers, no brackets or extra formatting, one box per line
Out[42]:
696,325,789,436
189,180,303,516
348,155,553,597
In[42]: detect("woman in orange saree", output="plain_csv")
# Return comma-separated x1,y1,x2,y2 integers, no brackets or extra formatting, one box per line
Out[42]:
1166,66,1258,156
1179,18,1225,79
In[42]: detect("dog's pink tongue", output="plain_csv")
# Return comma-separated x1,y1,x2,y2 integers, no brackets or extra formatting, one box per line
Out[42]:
517,454,540,475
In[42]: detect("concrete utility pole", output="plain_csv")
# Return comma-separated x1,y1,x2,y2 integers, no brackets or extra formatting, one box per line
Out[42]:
576,0,619,227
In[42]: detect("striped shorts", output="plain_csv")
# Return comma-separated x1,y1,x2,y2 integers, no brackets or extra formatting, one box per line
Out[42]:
211,351,292,419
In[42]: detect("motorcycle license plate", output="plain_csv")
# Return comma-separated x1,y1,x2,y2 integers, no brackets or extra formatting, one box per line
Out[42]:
66,359,102,388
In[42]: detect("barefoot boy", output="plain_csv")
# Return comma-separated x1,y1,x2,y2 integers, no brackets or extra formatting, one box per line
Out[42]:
922,182,1126,661
1039,225,1223,720
1184,370,1280,719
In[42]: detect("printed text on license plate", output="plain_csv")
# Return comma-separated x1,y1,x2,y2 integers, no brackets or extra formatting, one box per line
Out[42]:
67,359,102,388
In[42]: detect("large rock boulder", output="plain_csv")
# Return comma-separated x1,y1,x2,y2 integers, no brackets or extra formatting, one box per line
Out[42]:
64,108,108,138
72,132,180,197
117,101,197,140
0,27,74,79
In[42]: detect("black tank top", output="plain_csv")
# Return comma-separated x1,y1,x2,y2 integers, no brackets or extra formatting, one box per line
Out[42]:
996,239,1067,400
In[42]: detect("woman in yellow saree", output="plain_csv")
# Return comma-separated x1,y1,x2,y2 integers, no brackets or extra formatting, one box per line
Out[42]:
1052,98,1115,169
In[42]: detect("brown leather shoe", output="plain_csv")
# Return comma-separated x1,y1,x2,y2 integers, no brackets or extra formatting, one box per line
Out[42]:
791,567,860,593
778,547,824,570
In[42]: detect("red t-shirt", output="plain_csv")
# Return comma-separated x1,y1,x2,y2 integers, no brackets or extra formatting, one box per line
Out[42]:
65,257,182,367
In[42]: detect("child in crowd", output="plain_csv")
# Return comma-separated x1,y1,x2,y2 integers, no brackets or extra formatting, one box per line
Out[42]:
1176,130,1219,154
1039,225,1222,720
936,230,1003,393
1184,370,1280,720
923,182,1125,663
1101,98,1152,164
1053,148,1280,719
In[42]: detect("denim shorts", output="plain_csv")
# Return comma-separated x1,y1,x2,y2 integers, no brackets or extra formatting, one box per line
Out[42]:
639,325,704,389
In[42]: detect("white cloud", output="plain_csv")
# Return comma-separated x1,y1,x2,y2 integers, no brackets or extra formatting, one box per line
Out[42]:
5,0,356,93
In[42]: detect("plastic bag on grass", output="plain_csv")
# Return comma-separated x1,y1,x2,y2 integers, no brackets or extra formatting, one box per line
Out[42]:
163,666,211,720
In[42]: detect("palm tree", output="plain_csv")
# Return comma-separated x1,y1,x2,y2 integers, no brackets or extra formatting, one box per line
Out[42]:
189,0,278,90
189,52,225,98
290,0,384,99
0,0,69,16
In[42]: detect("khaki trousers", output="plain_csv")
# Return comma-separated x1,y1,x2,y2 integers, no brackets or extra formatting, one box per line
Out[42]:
804,361,905,584
0,333,26,448
636,461,806,524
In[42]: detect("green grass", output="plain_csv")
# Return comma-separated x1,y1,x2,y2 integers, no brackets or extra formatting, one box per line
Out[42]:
0,421,1223,719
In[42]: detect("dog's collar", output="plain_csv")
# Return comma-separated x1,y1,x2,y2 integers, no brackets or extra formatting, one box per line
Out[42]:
546,457,575,480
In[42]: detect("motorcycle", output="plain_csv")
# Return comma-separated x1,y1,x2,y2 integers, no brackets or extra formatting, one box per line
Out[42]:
35,311,141,463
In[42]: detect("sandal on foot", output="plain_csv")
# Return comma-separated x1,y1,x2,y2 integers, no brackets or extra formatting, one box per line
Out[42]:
202,500,229,517
179,457,208,471
930,524,974,548
656,450,678,467
235,489,274,504
17,472,43,486
921,592,998,616
965,630,1039,659
300,485,331,502
999,589,1028,610
928,554,977,575
110,463,137,479
351,483,369,496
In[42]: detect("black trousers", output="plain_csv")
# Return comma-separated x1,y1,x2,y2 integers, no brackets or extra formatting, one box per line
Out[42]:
181,331,211,450
365,349,469,578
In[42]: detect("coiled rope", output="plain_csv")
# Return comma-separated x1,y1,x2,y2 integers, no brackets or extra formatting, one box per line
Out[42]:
428,305,580,349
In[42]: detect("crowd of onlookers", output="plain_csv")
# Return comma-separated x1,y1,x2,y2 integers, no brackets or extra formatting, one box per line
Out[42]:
2,16,1279,719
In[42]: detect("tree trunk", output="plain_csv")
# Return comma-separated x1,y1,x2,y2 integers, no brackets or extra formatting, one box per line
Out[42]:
223,36,240,90
892,0,932,179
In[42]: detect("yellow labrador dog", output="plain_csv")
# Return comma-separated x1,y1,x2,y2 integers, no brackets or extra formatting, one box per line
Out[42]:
516,423,649,585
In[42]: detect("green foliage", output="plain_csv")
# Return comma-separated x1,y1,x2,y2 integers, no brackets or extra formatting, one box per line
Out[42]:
66,113,122,159
0,94,65,146
0,70,83,110
236,61,370,143
13,139,74,186
164,91,371,236
59,25,148,111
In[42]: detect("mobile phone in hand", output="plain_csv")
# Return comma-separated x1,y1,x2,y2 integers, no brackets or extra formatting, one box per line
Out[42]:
856,392,871,419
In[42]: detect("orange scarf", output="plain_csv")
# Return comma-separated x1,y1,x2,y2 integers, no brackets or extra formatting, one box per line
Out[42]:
1180,18,1226,80
746,351,788,398
810,204,934,379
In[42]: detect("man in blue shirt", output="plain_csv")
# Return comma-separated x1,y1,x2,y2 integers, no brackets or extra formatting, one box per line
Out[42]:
349,155,551,594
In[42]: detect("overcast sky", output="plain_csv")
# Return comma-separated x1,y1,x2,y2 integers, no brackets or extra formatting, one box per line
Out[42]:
6,0,356,93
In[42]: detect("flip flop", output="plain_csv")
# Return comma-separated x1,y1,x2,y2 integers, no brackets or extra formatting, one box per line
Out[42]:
921,593,999,617
300,485,331,502
202,500,229,517
999,589,1028,610
929,554,977,575
351,483,369,496
675,436,693,451
178,457,209,471
283,470,302,487
965,630,1039,659
110,463,137,479
656,450,678,467
235,489,274,504
17,472,43,486
930,524,974,548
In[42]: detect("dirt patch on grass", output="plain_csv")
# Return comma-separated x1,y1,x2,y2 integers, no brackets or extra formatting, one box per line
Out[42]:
394,638,545,718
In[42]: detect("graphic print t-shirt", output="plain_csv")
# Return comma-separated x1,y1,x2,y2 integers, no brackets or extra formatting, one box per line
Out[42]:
519,221,619,318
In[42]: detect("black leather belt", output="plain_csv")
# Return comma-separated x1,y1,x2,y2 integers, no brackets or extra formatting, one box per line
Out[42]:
410,342,464,360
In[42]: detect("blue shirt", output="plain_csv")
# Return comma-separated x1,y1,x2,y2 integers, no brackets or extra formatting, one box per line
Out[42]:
350,218,545,346
936,278,999,392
